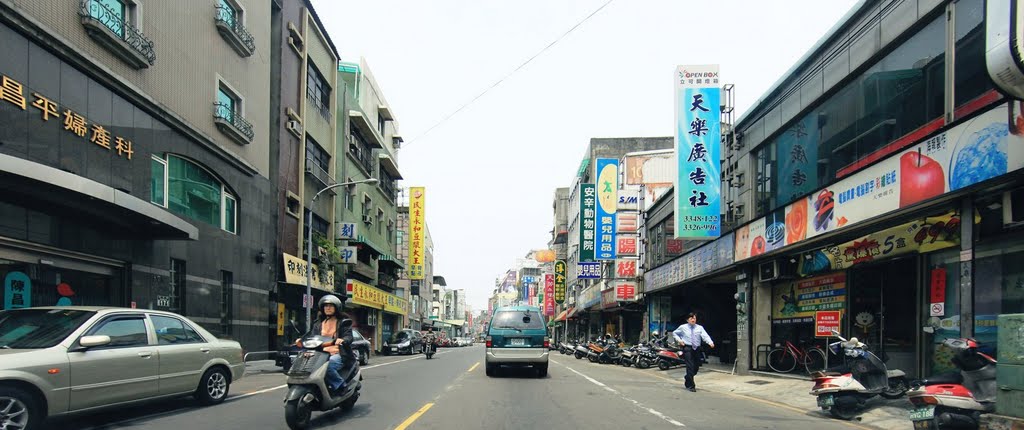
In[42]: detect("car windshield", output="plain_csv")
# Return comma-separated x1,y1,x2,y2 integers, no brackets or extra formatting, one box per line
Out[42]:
391,331,410,342
491,310,546,330
0,309,95,349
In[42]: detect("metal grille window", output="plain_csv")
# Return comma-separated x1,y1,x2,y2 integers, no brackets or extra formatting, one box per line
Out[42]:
305,136,330,173
306,61,331,120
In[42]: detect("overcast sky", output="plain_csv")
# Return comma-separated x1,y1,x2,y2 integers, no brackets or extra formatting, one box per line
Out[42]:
311,0,860,312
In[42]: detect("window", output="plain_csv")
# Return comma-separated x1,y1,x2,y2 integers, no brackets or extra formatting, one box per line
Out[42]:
217,0,238,27
90,0,128,37
153,155,237,233
304,210,329,238
362,195,372,224
87,316,149,348
305,136,330,173
954,0,997,117
387,219,395,244
151,156,166,206
344,188,354,210
377,209,384,234
216,85,239,123
378,114,387,137
151,315,204,345
287,194,301,217
755,142,776,216
306,61,331,119
490,310,545,330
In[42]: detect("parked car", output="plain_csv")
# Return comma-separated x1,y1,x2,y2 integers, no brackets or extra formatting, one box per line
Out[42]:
0,307,244,430
384,329,424,355
485,306,550,377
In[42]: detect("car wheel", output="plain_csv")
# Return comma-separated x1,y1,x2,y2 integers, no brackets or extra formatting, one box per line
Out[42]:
359,348,368,366
536,364,548,377
0,386,42,430
485,364,496,377
195,367,231,405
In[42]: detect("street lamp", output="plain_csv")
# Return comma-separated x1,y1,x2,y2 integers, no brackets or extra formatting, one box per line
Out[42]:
305,177,379,331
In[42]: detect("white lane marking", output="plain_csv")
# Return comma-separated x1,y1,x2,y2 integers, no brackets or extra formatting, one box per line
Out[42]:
556,361,686,427
234,384,288,399
362,350,450,369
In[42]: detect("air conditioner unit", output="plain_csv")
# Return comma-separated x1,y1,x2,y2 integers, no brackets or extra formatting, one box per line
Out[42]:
361,215,373,224
286,120,302,136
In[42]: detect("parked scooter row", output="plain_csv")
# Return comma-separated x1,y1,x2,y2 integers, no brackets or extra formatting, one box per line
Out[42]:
810,330,997,429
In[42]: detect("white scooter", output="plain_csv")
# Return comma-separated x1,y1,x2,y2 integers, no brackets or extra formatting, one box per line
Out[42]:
809,330,910,420
283,320,363,430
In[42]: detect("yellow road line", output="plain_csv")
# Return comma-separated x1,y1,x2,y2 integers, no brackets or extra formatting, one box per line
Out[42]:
395,402,434,430
468,362,480,372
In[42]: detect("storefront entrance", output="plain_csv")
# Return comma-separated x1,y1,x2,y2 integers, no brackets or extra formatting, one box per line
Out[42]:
1,245,124,309
847,256,919,378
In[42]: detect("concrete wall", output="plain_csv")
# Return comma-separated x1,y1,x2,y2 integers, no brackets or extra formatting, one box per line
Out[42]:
8,0,272,177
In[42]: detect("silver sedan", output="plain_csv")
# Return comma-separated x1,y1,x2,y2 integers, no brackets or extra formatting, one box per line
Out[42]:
0,307,245,430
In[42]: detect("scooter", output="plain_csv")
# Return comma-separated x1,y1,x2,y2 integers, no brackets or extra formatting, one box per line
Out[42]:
810,330,909,420
907,338,997,429
284,321,363,430
574,338,592,359
655,344,688,370
425,339,436,359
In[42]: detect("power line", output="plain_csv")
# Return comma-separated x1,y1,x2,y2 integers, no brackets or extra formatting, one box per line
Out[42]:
406,0,615,146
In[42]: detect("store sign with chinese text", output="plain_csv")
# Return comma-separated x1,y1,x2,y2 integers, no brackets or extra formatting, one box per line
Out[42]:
338,222,358,240
579,183,596,261
772,273,845,323
617,212,638,233
615,259,638,278
0,74,134,160
815,311,842,337
544,274,555,316
644,233,734,294
601,287,617,309
282,253,335,292
408,187,426,279
577,261,601,279
346,279,408,316
595,158,618,260
614,281,637,302
674,65,721,239
554,260,567,304
338,246,357,264
617,235,638,257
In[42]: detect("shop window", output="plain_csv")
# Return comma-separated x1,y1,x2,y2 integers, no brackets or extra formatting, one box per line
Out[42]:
151,315,204,344
169,259,186,313
153,155,238,233
973,240,1024,360
954,0,998,117
151,156,166,206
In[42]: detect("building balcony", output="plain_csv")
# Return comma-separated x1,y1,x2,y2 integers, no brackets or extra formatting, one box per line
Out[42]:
78,0,155,69
304,157,336,194
214,5,255,57
213,102,254,145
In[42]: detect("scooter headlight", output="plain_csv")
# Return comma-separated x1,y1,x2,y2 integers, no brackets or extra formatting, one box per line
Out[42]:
302,339,324,349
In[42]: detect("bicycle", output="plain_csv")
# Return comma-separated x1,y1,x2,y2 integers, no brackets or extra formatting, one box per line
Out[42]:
767,339,827,374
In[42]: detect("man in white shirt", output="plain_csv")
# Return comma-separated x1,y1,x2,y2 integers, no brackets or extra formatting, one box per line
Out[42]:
672,312,715,392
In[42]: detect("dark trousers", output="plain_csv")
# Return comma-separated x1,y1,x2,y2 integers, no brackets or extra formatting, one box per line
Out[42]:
683,346,701,389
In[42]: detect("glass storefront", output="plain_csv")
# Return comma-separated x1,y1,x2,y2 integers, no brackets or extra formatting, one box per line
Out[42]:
1,256,122,310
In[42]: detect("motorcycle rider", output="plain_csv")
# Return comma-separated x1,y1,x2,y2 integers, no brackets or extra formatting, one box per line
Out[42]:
424,326,437,353
295,295,353,393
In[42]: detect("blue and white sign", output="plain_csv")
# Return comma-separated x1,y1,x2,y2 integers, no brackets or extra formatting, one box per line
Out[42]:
3,272,31,310
339,246,358,264
338,222,358,240
577,262,602,279
594,158,618,260
675,64,722,239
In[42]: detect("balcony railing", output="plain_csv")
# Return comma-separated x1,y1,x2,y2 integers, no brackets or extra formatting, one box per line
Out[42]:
304,157,336,192
348,137,375,175
213,102,254,144
79,0,156,68
214,5,255,57
379,177,397,201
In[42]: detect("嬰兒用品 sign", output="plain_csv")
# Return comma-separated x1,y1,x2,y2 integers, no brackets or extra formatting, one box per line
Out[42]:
674,65,721,239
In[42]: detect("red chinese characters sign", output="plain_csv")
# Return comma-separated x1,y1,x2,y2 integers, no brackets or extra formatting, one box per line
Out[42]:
618,236,638,256
615,281,637,301
407,187,426,279
615,259,637,278
815,311,842,337
543,274,555,316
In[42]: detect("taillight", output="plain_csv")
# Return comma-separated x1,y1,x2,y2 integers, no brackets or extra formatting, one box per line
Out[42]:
485,336,492,348
543,338,550,348
910,395,939,406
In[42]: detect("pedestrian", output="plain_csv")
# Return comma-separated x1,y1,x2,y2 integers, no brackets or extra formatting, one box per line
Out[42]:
672,312,714,392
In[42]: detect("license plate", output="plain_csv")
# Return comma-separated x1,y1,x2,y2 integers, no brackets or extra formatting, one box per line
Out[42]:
391,347,398,352
817,395,834,407
909,406,935,421
509,338,526,346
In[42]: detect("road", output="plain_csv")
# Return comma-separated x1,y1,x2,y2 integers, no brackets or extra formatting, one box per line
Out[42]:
52,345,867,429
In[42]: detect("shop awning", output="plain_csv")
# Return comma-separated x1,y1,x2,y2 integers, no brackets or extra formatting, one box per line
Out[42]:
0,154,198,240
566,307,581,320
555,307,572,322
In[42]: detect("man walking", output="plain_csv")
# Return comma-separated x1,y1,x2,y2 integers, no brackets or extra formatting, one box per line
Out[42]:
672,312,714,392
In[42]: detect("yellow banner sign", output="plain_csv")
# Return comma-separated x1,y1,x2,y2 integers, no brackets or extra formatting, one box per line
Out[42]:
282,253,335,292
408,187,426,279
277,303,286,336
346,279,408,316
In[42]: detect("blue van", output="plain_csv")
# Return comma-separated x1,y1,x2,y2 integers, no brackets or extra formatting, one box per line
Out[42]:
485,306,549,377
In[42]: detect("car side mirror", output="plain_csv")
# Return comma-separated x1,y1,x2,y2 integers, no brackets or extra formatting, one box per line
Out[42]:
72,335,111,352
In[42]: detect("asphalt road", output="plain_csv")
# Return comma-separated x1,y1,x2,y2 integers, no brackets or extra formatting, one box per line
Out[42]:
51,345,865,430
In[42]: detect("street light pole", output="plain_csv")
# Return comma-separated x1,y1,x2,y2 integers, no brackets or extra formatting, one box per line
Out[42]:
305,177,378,332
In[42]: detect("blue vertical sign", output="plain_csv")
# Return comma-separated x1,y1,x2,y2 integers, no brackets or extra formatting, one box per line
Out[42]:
594,158,618,260
675,65,721,239
777,114,819,203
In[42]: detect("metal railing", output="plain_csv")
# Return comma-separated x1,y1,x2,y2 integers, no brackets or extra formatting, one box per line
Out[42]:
213,102,255,141
304,157,336,188
79,0,156,65
349,137,375,175
214,5,256,54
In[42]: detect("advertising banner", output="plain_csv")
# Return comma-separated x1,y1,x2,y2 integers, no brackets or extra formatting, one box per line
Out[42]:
544,274,555,316
798,210,963,276
617,235,638,257
346,279,408,316
579,183,596,261
777,114,820,203
736,102,1024,261
408,187,426,279
772,273,846,322
283,252,335,292
675,65,722,239
615,258,638,278
554,260,567,304
595,158,619,260
577,261,601,279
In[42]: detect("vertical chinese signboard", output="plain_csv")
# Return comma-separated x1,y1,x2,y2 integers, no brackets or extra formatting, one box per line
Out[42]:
595,159,618,260
408,187,426,279
544,273,555,316
554,260,567,304
675,65,721,239
579,183,596,261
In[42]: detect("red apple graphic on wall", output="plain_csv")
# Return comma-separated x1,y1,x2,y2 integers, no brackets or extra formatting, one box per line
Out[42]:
900,150,945,208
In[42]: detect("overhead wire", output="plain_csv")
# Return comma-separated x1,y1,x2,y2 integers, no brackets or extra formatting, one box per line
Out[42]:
404,0,615,146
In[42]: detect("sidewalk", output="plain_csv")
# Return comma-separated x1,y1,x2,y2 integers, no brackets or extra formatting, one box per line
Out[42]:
690,362,914,430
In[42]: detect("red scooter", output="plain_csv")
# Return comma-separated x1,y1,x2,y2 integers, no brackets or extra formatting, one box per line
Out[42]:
655,337,688,370
907,338,997,429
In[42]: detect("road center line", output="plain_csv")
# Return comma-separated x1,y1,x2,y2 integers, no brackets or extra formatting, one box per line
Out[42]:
467,362,479,372
555,361,685,427
395,402,434,430
363,351,450,370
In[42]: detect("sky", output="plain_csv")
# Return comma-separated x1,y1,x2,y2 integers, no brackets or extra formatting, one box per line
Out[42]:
311,0,861,313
